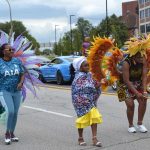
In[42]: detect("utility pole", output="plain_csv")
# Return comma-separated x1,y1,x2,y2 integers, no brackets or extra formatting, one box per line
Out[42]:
3,0,13,42
70,15,75,55
106,0,108,37
55,25,59,53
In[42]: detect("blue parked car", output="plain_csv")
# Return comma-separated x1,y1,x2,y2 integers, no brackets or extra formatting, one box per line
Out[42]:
39,56,79,84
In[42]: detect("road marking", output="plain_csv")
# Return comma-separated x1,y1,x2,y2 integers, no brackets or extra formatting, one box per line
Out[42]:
23,105,73,118
39,84,70,91
39,85,150,98
102,92,117,96
39,85,118,96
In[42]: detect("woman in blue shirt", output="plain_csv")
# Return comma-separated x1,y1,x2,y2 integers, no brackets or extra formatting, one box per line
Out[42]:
0,43,25,145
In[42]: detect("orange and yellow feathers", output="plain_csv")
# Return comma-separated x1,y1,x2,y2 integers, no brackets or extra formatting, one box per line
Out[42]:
88,37,113,81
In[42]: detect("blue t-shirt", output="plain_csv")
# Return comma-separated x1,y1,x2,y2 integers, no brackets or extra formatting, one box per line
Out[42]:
0,58,24,92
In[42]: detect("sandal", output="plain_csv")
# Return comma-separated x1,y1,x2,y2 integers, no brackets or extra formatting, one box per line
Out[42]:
78,137,86,146
92,136,102,147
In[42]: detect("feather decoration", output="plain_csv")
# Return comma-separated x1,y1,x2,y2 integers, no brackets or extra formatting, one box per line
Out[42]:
0,31,9,45
87,35,150,92
20,41,32,51
13,34,25,51
106,47,123,83
125,36,150,57
0,31,45,101
146,48,150,69
21,86,26,101
87,36,113,91
9,32,15,46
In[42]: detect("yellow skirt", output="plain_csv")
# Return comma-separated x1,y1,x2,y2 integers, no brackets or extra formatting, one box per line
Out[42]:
76,107,103,129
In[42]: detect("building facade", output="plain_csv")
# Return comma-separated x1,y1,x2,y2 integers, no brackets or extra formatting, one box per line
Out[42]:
139,0,150,34
122,0,139,36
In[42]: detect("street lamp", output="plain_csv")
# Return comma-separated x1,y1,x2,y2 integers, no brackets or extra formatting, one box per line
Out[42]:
2,0,13,42
70,15,75,55
55,25,59,52
106,0,108,37
55,25,59,44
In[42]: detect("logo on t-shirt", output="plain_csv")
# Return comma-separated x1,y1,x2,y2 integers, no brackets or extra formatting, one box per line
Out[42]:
4,69,19,76
4,64,20,76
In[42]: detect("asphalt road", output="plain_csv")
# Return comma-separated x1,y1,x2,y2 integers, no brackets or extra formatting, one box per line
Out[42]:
0,85,150,150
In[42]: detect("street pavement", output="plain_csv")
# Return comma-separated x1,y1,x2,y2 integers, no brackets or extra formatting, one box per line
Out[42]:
0,85,150,150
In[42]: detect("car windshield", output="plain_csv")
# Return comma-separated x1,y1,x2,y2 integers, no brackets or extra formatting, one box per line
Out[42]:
64,57,78,62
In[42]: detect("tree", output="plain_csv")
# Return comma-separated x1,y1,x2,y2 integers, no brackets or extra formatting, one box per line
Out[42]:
76,17,93,41
56,38,64,56
53,15,129,55
53,32,70,55
0,20,40,49
72,28,82,53
53,18,93,55
96,14,129,47
35,48,42,55
43,49,51,55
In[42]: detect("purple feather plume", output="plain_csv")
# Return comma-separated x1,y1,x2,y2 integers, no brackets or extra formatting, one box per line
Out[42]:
0,31,8,45
20,41,32,51
13,35,25,51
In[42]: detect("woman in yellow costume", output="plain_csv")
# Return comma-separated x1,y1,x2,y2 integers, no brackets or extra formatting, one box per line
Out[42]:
116,37,150,133
87,36,150,134
72,56,103,147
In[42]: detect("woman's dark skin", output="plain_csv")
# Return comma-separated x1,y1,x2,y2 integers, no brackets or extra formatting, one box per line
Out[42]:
2,44,14,61
2,44,25,90
122,53,148,127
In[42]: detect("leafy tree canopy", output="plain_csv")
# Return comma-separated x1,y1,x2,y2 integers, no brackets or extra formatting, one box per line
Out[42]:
0,20,40,49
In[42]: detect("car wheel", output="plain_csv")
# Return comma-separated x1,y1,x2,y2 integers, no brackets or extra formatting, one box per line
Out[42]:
40,75,46,83
56,71,64,85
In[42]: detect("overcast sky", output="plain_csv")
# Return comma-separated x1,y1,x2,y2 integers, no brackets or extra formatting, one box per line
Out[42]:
0,0,134,43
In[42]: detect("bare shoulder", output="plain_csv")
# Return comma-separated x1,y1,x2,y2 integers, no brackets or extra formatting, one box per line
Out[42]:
122,61,129,69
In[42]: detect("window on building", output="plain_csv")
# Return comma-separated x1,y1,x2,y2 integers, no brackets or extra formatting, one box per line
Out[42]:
145,8,149,17
140,10,145,19
139,0,145,4
145,0,150,3
140,25,145,33
146,24,150,32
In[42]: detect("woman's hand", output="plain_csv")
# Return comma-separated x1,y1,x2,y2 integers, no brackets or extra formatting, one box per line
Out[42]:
135,92,146,101
101,78,108,84
95,81,101,89
17,82,23,90
143,92,148,100
93,79,101,89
